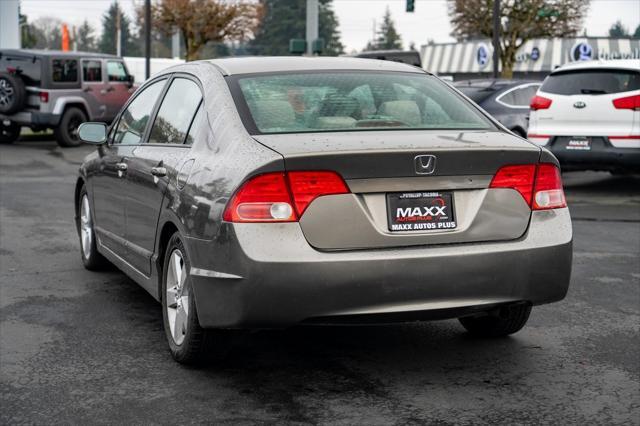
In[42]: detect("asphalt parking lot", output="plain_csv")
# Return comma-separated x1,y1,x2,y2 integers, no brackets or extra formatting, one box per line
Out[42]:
1,138,639,425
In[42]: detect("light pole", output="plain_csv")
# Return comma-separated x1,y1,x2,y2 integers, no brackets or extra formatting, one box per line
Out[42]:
306,0,318,55
492,0,500,78
145,0,151,79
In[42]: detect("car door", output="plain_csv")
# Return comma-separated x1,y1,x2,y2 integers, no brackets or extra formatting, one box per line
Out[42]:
81,59,108,120
103,59,135,121
91,78,167,258
123,75,204,275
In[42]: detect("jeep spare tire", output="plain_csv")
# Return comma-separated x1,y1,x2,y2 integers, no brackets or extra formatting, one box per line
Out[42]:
0,72,26,114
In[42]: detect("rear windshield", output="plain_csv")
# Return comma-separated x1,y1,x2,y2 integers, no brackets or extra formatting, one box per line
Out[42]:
541,69,640,95
231,72,493,134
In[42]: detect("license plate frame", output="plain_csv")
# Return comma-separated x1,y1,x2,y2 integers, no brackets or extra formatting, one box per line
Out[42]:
386,191,457,232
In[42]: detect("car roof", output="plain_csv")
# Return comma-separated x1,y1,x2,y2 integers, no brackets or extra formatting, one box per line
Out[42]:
0,49,118,59
552,59,640,73
454,79,540,89
204,56,426,76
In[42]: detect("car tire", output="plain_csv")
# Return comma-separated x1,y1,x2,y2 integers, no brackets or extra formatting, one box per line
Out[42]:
162,232,234,365
0,122,20,144
54,107,87,147
459,304,532,337
77,185,109,270
0,72,26,114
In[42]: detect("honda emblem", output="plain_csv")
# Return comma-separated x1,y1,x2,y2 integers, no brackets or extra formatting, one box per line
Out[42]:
414,155,437,175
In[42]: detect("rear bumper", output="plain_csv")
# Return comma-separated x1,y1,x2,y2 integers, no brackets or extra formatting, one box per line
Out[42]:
547,136,640,172
0,111,60,127
187,208,572,328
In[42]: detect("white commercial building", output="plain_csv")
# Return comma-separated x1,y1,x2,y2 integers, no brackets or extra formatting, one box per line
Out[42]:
0,0,21,49
421,37,640,80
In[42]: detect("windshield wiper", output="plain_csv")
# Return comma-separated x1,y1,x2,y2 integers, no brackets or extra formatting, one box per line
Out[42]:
581,89,608,94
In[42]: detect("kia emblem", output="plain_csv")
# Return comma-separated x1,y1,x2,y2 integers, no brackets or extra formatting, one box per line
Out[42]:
573,101,586,109
414,155,437,175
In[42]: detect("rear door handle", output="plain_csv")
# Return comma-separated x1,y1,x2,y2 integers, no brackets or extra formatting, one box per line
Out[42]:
150,166,167,177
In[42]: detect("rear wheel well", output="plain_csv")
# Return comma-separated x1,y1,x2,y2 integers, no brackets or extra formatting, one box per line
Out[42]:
74,178,85,224
62,103,89,119
156,222,179,300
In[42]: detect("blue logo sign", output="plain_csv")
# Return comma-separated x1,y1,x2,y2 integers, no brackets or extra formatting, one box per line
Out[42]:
477,44,490,68
531,47,540,61
571,42,593,61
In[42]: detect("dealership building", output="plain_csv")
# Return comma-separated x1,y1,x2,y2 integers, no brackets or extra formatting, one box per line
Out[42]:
420,37,640,81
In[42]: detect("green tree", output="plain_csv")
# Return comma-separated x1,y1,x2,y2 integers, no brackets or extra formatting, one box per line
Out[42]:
608,20,629,37
366,8,402,51
20,15,39,49
249,0,344,56
634,24,640,39
448,0,589,78
98,2,139,56
76,20,97,52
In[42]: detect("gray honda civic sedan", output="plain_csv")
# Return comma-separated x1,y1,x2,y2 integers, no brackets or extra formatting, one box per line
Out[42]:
76,57,572,364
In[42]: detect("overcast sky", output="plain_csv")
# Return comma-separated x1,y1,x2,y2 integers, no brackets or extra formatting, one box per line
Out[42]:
19,0,640,52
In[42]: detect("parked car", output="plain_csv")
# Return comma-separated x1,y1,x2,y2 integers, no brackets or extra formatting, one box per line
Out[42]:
527,59,640,173
0,49,135,146
455,79,541,137
352,50,422,67
76,57,572,364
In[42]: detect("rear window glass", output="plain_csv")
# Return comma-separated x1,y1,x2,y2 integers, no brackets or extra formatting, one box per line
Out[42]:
541,69,640,95
233,72,493,134
456,87,495,103
52,59,78,82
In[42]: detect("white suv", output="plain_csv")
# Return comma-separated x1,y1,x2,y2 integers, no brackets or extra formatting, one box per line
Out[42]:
527,59,639,173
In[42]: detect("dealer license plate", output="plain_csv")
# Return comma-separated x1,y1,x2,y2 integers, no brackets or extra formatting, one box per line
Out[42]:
387,191,456,232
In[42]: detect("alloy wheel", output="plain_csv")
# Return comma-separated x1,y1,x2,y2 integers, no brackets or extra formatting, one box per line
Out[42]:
166,250,189,345
0,79,14,108
80,195,92,259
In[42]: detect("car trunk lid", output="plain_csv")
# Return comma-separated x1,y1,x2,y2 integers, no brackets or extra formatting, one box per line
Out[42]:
253,130,541,250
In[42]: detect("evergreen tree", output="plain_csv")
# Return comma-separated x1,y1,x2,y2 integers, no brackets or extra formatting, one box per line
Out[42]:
366,8,402,51
634,24,640,39
20,15,39,49
249,0,344,56
608,20,629,37
98,2,139,56
76,20,97,52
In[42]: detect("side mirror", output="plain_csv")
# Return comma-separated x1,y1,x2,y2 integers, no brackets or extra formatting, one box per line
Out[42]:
126,74,135,88
78,122,107,145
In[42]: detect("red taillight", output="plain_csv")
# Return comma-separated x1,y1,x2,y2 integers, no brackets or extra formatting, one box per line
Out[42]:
223,171,349,223
39,91,49,103
490,163,566,210
490,165,536,206
532,163,566,210
612,94,640,111
287,171,349,216
530,95,552,110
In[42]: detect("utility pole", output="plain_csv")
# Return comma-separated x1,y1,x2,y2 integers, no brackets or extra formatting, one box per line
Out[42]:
492,0,500,78
145,0,151,79
115,0,121,56
305,0,318,55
